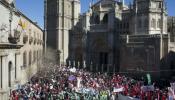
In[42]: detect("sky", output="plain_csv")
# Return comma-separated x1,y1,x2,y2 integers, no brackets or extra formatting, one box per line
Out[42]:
16,0,175,28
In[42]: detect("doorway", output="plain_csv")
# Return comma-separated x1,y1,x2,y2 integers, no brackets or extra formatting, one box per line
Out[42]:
99,52,108,72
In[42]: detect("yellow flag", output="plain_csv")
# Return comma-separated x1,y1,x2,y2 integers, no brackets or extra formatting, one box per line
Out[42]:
18,19,23,27
18,19,27,30
22,22,26,30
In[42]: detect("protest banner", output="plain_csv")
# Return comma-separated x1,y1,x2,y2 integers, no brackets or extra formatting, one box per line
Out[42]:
113,87,124,93
141,85,154,92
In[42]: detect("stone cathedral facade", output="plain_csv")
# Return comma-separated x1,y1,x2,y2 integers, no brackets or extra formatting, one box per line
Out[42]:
45,0,175,78
44,0,80,64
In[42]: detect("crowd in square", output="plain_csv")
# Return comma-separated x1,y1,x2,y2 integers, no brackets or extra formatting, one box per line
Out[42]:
10,62,175,100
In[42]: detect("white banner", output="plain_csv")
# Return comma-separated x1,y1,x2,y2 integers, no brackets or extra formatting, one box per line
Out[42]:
77,77,82,88
118,94,140,100
69,67,76,73
113,87,124,93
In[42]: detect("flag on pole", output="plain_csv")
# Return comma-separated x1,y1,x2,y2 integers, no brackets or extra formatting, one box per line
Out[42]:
18,19,26,30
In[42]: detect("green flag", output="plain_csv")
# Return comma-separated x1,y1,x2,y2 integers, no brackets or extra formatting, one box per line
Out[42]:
146,73,151,85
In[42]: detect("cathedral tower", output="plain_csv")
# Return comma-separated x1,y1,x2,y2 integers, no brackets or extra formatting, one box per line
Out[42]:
44,0,80,64
133,0,167,35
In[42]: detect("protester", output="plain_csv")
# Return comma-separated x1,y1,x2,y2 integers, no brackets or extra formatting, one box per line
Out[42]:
10,62,174,100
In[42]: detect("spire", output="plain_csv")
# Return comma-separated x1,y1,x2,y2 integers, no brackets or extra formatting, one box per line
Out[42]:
89,1,92,8
122,0,125,7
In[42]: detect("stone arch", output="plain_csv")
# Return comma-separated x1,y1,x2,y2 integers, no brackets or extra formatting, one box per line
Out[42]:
92,38,109,71
102,13,108,24
92,37,109,52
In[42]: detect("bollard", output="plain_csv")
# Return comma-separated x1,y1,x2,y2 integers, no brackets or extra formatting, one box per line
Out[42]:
78,61,80,69
68,60,71,67
83,60,86,69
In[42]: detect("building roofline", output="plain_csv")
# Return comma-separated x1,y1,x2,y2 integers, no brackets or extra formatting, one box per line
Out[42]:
17,10,43,32
0,0,43,32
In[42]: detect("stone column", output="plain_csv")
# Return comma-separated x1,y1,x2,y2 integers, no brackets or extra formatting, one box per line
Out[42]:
14,51,20,85
0,54,8,100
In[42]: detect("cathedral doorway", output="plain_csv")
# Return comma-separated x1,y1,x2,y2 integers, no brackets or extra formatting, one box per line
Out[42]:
99,52,108,72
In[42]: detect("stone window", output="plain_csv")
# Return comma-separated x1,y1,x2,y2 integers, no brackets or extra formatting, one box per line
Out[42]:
151,18,156,28
29,51,32,66
8,61,12,87
158,2,162,8
157,19,161,28
37,51,39,60
33,51,35,62
23,51,27,67
35,51,37,61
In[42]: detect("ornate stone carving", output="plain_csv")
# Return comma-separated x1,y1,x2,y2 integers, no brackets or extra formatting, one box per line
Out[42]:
8,29,21,44
0,24,8,43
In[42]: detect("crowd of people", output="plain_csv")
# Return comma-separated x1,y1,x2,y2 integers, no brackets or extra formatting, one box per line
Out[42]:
10,62,175,100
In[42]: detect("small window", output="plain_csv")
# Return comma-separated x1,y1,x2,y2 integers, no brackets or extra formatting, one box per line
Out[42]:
158,2,162,8
157,19,161,28
151,19,156,28
29,51,32,66
23,52,27,67
8,61,12,87
33,51,35,62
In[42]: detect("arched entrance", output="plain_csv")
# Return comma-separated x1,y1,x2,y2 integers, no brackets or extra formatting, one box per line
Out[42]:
74,47,83,68
102,14,108,24
92,37,109,72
